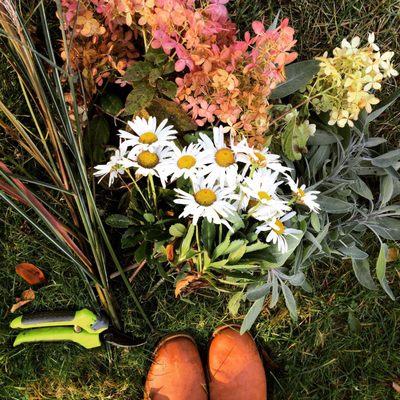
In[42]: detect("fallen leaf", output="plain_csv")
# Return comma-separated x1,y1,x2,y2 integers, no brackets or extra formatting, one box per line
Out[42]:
175,275,198,297
386,247,399,262
166,243,175,262
392,382,400,393
11,288,35,313
16,263,46,285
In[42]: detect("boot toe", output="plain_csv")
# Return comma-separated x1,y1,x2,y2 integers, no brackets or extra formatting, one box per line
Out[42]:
144,334,207,400
208,325,267,400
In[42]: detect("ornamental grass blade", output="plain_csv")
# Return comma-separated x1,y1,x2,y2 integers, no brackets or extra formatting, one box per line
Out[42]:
0,1,153,330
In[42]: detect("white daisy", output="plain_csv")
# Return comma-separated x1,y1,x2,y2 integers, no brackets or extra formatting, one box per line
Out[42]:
241,169,290,220
287,177,320,213
167,142,208,182
233,140,290,175
256,212,301,253
198,126,239,187
131,146,174,188
119,116,177,156
174,178,238,231
93,149,134,186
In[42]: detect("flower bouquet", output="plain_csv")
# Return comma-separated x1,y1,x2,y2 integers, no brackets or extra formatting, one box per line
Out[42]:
1,0,399,332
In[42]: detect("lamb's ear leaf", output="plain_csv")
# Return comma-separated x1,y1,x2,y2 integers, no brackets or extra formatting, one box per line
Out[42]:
376,243,395,300
281,283,298,322
270,60,320,99
267,10,281,30
240,296,265,334
351,258,377,290
364,89,400,128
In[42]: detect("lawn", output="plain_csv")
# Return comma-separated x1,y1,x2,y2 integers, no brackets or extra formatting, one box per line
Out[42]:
1,1,399,399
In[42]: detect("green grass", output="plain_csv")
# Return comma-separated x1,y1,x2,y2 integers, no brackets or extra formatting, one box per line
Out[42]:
1,0,400,399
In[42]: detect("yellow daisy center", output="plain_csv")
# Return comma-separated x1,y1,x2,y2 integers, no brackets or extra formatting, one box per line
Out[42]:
194,189,217,206
255,151,267,164
139,131,158,145
177,155,196,170
297,188,305,198
137,151,159,168
272,219,285,235
215,148,235,167
258,191,271,202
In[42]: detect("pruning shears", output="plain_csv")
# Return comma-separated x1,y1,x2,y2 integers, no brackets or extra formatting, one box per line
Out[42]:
10,308,145,349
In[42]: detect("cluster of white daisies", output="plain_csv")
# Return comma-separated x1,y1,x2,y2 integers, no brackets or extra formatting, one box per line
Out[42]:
94,116,320,253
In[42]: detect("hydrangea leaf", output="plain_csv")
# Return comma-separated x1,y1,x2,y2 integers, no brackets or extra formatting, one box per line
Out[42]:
282,113,315,160
124,61,154,82
147,98,197,132
124,82,156,116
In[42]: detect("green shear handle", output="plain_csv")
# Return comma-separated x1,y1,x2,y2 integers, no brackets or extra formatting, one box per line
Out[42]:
13,327,102,349
10,309,109,349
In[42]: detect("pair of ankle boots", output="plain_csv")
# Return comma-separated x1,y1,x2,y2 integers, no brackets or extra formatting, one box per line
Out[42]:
144,325,267,399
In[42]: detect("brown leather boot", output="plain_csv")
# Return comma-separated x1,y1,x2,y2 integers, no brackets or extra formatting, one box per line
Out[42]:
208,325,267,400
144,333,208,400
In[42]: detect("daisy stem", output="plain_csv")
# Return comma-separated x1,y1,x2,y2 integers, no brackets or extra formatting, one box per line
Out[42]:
126,169,151,210
195,224,202,273
148,174,158,216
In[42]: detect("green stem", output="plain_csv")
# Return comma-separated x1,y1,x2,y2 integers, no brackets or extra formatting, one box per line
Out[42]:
148,174,158,216
195,224,202,273
126,169,151,210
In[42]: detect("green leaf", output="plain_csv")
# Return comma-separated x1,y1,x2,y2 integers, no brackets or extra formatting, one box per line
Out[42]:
105,214,134,228
213,235,231,259
364,137,386,147
270,60,320,99
240,296,265,334
317,195,353,214
169,223,187,238
376,243,395,300
180,224,195,259
282,113,315,160
227,292,244,316
157,80,177,99
309,145,330,178
144,48,168,65
224,240,246,256
247,282,272,301
310,212,320,232
100,94,123,115
371,149,400,168
124,82,156,116
308,129,341,145
123,61,153,82
351,177,374,201
143,213,155,223
281,283,298,322
201,219,215,252
364,217,400,240
121,230,142,249
380,175,394,206
147,98,197,132
228,244,247,263
351,258,377,290
339,244,368,260
245,241,269,253
134,241,149,263
148,68,162,86
84,116,110,163
348,311,361,334
364,89,400,127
